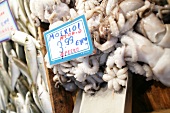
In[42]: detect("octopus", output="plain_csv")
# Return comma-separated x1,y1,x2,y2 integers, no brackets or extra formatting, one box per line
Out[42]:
34,0,170,93
103,66,128,91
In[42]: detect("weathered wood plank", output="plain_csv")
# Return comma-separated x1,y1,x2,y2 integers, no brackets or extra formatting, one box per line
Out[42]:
146,82,170,110
143,109,170,113
132,75,170,112
38,26,74,113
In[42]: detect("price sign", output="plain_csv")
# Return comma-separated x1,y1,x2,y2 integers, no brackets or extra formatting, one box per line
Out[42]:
0,0,18,42
44,15,94,65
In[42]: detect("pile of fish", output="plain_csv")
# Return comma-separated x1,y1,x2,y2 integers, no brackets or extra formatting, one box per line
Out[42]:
0,32,52,113
0,0,52,113
30,0,170,94
8,0,38,38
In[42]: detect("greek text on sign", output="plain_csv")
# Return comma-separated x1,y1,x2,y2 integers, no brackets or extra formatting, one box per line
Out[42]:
44,15,94,65
0,0,18,42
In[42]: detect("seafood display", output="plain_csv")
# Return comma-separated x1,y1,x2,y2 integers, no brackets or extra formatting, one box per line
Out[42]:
0,31,53,113
0,0,52,113
30,0,170,94
0,0,170,112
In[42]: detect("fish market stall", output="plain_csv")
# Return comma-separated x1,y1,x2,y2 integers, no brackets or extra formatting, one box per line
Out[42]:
0,0,170,113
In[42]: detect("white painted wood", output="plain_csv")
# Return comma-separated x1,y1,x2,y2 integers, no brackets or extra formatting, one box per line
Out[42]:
75,72,132,113
79,88,126,113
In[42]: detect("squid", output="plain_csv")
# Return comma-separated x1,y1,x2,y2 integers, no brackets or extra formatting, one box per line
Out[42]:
122,31,170,86
136,12,170,48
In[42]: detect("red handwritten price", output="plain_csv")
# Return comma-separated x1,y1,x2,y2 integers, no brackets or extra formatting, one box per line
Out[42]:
0,11,4,16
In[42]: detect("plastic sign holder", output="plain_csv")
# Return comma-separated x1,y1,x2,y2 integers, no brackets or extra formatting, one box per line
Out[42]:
44,15,94,65
0,0,18,42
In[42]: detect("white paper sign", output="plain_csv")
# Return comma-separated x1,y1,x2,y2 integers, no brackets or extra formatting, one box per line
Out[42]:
0,0,18,42
44,15,94,65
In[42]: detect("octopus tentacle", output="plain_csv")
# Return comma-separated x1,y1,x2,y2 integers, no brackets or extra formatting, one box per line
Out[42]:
72,67,87,82
127,62,145,75
57,65,65,75
70,60,78,67
105,67,116,77
143,64,153,81
136,0,151,18
117,73,127,80
84,84,95,94
86,76,100,90
116,67,128,76
121,35,138,62
116,78,126,87
62,82,77,92
53,65,58,74
117,13,125,30
114,46,126,68
59,65,72,73
103,46,115,53
120,11,138,34
106,51,115,68
91,74,104,84
113,78,121,91
102,74,113,82
78,56,99,75
108,16,119,37
60,62,72,68
70,77,86,90
99,53,109,66
94,36,118,52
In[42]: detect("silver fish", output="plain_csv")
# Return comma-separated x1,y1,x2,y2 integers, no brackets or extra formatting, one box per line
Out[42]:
14,43,26,62
36,73,47,95
39,89,52,113
37,50,48,91
6,103,16,112
24,37,38,84
0,69,12,92
31,84,44,113
29,103,41,113
17,20,30,34
0,109,6,113
9,49,21,91
25,91,34,106
10,93,25,113
11,31,41,49
0,44,8,71
12,57,32,85
2,41,13,58
6,111,16,113
0,91,6,110
15,79,29,98
0,81,9,109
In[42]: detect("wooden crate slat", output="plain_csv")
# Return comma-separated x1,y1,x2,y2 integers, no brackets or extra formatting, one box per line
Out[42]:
38,26,74,113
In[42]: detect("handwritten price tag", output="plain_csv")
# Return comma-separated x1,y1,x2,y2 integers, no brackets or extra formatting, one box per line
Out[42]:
44,15,94,65
0,0,18,42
